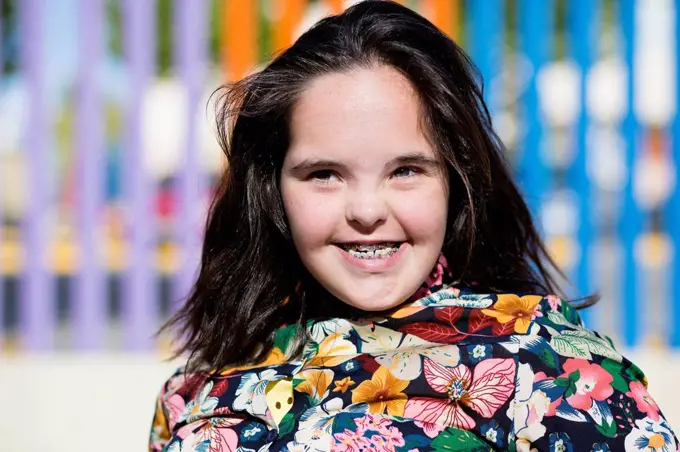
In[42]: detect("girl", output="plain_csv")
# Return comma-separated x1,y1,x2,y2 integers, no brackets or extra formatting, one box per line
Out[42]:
149,1,677,451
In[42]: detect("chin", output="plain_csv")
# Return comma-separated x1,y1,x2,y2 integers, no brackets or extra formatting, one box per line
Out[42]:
342,295,405,312
331,279,419,312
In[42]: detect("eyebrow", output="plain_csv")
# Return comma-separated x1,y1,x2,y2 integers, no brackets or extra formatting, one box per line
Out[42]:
289,152,439,173
290,159,348,173
389,153,439,168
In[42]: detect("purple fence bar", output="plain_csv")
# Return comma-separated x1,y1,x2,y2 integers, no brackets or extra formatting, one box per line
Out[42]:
0,7,4,342
173,0,208,311
73,0,106,349
122,0,158,350
19,0,54,350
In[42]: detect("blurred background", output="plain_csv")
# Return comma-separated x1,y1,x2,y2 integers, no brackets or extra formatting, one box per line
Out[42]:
1,0,679,450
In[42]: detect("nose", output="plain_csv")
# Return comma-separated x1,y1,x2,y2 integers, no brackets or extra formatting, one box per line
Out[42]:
345,189,388,229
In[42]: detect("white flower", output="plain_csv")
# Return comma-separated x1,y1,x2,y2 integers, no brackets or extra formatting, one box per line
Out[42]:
283,441,311,452
309,318,354,342
485,428,498,443
553,439,567,452
508,363,548,444
178,381,219,424
294,398,351,452
625,418,677,451
472,344,487,359
233,369,281,420
243,424,263,439
355,324,460,380
166,432,210,452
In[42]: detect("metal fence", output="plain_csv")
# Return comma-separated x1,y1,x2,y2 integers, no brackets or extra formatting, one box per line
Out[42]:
0,0,678,352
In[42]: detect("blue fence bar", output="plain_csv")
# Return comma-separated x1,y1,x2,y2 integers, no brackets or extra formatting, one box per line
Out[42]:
620,0,642,347
73,0,106,350
517,0,553,219
122,0,158,350
467,0,502,110
568,0,598,326
671,0,680,347
173,0,208,313
19,0,54,350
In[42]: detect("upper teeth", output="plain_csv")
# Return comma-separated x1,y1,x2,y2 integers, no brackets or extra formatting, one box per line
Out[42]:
342,242,400,252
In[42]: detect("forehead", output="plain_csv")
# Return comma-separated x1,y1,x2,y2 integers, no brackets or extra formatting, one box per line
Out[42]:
287,66,435,163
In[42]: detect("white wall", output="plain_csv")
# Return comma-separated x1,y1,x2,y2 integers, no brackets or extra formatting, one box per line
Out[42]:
1,350,678,452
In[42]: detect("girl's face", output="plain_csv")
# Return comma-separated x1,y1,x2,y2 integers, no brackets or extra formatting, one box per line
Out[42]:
280,66,449,311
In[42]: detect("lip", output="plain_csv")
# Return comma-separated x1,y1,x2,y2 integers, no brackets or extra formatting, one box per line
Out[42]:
334,241,408,272
335,240,406,246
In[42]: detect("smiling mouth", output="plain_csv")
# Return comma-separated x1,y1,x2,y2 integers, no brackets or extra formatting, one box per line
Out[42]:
336,242,403,259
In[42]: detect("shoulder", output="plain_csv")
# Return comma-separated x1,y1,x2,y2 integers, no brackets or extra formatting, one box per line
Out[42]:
504,295,678,451
149,366,210,452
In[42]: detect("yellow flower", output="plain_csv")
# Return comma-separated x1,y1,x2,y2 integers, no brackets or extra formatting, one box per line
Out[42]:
333,376,355,393
351,366,408,416
218,346,287,375
482,294,543,334
296,369,334,403
308,333,358,367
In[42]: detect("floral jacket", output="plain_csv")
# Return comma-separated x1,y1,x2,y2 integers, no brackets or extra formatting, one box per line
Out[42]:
149,280,677,451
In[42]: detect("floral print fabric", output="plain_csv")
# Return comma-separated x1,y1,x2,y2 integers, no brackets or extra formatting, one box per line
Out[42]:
149,264,677,451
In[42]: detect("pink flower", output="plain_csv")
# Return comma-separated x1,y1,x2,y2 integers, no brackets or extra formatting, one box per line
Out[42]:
626,381,661,421
382,426,405,445
414,420,445,438
165,394,187,432
369,427,405,451
404,358,516,429
354,413,392,435
333,429,370,452
561,359,614,410
546,295,562,312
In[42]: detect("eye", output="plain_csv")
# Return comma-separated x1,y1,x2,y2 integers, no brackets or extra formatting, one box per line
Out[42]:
308,170,339,184
393,166,420,178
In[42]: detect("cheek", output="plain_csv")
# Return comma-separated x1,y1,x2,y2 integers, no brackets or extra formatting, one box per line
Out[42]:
281,184,340,246
392,184,448,239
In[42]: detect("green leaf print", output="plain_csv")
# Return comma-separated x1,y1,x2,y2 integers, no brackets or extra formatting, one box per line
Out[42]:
624,361,646,382
564,379,578,398
549,330,623,362
553,377,570,387
601,358,629,393
274,324,299,354
546,311,579,329
560,302,582,325
398,434,431,451
538,347,559,369
331,412,360,434
430,427,492,451
594,416,617,438
277,413,296,437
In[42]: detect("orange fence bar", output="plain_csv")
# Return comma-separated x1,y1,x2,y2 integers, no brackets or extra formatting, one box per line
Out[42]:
422,0,459,40
221,0,257,80
272,0,307,53
325,0,344,14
